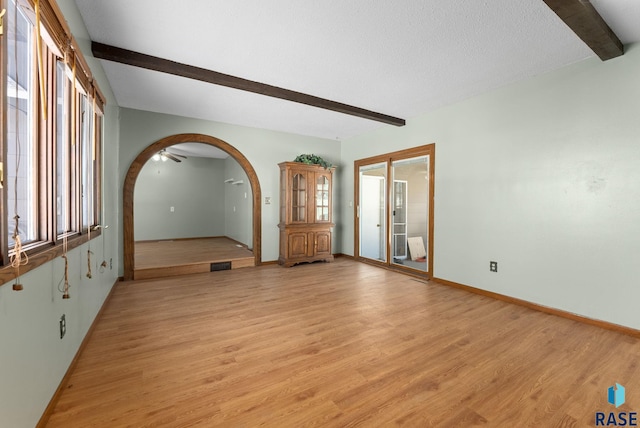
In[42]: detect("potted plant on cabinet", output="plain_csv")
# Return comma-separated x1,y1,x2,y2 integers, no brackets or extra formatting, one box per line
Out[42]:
293,154,333,169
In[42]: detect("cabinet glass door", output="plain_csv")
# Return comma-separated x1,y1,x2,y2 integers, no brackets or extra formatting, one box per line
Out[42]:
316,175,330,222
291,173,306,222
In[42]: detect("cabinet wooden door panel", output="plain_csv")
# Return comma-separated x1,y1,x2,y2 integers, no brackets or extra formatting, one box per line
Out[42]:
315,231,331,256
288,232,308,258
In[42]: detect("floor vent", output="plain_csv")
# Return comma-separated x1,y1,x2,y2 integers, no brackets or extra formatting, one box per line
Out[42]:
210,262,232,272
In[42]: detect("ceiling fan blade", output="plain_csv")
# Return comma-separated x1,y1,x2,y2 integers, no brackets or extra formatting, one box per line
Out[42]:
164,152,182,162
165,150,187,160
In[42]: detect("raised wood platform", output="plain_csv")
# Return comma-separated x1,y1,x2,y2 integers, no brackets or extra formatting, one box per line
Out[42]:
134,237,254,280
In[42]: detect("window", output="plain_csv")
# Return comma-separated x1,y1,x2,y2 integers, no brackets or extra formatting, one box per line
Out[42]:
92,111,103,227
81,94,95,230
55,58,84,237
5,0,37,248
1,0,106,284
56,60,71,235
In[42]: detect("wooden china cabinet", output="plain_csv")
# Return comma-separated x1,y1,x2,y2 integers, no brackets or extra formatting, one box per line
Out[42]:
278,162,335,267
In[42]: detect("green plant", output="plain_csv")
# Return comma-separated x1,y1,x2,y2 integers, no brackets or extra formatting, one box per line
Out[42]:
293,154,333,169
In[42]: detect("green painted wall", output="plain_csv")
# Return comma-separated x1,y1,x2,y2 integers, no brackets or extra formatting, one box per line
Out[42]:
341,44,640,329
0,1,121,426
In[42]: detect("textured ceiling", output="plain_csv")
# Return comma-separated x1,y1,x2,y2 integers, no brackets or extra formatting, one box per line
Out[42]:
74,0,639,140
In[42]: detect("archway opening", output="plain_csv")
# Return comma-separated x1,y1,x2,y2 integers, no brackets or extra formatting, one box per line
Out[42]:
123,133,261,281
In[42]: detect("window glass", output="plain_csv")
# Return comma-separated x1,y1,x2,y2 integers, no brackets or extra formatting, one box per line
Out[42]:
6,0,37,247
391,156,429,271
93,112,103,226
56,61,71,235
81,94,95,229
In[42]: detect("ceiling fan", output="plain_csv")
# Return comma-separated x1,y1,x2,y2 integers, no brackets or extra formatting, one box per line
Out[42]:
152,149,187,163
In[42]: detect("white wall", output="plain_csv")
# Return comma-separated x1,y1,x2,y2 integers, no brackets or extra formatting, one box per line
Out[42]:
224,158,252,246
118,108,342,262
134,157,226,240
341,44,640,329
0,1,121,426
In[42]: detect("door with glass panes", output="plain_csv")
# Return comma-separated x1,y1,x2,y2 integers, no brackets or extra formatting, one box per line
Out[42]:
355,145,434,276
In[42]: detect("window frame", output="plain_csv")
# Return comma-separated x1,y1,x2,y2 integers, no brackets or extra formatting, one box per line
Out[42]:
55,58,72,237
0,1,6,267
5,0,41,251
0,0,106,286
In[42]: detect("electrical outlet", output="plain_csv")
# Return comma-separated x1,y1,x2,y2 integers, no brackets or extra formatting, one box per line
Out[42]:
265,197,271,205
110,258,113,270
60,314,66,339
490,261,498,272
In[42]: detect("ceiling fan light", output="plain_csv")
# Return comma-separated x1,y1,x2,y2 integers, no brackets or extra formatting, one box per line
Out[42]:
161,153,168,162
152,153,161,161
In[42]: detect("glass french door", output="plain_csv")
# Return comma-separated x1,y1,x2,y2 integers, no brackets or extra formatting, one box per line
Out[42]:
391,156,429,272
392,180,408,261
355,145,434,276
358,163,387,262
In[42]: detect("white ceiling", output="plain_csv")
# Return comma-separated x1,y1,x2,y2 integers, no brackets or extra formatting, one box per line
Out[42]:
75,0,640,141
167,143,229,159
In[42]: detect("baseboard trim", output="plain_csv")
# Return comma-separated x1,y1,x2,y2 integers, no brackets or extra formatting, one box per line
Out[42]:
432,277,640,339
333,253,354,259
354,256,430,280
265,254,352,265
134,235,227,244
37,279,120,427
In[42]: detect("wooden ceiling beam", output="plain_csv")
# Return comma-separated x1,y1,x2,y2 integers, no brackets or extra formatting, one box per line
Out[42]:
91,42,405,127
543,0,623,61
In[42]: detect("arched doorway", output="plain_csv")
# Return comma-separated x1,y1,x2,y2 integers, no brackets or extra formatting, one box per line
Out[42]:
123,133,261,280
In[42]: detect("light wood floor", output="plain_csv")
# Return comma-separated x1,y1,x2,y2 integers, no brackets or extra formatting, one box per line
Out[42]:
134,237,254,280
46,259,640,427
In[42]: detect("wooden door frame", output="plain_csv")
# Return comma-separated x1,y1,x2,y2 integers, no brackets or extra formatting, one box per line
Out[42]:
354,144,435,278
123,133,262,281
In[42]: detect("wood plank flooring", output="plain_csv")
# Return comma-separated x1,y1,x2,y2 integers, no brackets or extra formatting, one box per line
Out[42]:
45,259,640,427
134,237,254,280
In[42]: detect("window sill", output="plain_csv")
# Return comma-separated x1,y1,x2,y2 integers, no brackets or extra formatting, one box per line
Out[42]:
0,230,102,287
